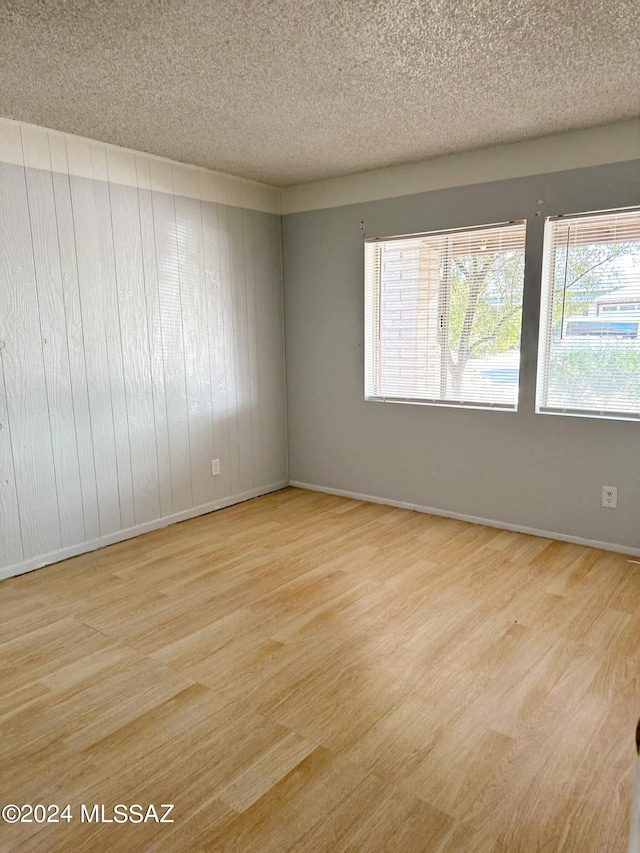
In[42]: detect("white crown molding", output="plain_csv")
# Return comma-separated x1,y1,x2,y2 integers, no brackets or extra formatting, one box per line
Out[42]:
281,120,640,214
4,116,637,217
0,115,281,215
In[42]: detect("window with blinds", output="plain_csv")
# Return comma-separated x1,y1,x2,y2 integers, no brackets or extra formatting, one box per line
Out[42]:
364,221,526,409
537,208,640,420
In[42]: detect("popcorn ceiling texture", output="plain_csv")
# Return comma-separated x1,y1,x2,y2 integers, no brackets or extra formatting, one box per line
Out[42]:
1,0,639,186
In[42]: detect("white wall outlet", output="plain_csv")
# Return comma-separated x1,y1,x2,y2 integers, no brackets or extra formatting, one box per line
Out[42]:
211,458,221,477
601,486,617,509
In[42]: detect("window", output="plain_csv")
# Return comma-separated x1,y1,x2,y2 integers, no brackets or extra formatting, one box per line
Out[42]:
364,221,527,409
537,208,640,420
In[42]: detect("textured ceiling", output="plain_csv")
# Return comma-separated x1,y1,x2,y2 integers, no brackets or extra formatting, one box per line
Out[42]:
1,0,639,186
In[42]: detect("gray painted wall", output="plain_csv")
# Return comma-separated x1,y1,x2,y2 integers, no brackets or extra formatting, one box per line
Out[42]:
283,160,640,551
0,159,287,578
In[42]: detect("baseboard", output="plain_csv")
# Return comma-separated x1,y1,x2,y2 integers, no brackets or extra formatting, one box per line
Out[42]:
1,480,290,581
289,480,640,558
5,478,637,581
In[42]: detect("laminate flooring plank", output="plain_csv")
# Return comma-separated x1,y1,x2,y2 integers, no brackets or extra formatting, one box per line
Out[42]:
0,486,638,852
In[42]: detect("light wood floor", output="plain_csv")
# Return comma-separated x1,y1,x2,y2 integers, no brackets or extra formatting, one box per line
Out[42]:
1,487,638,852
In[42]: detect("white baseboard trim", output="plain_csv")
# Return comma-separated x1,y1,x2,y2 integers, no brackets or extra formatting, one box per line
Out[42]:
289,480,640,558
1,480,290,581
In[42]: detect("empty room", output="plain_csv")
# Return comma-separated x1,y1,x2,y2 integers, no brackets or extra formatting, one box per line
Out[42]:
0,1,639,851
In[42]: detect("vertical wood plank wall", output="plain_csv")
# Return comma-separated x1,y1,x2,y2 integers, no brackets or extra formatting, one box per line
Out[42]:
0,120,287,579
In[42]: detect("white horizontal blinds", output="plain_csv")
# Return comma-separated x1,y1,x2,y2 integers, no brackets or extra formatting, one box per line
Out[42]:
365,222,526,408
538,208,640,418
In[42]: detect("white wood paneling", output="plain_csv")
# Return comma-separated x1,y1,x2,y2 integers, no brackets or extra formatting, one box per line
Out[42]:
135,154,173,519
21,126,86,548
243,209,262,488
0,355,22,567
216,201,242,497
48,136,101,543
255,211,280,486
0,132,61,559
149,159,193,514
200,198,232,500
0,118,288,578
92,147,136,531
106,148,160,525
266,214,288,481
49,137,100,540
228,205,254,494
67,141,122,537
173,166,215,508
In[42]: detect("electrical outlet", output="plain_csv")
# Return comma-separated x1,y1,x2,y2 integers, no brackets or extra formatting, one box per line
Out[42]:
601,486,617,509
211,459,221,477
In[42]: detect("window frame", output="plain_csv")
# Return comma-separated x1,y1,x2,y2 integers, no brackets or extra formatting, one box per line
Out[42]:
536,205,640,423
364,219,527,412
